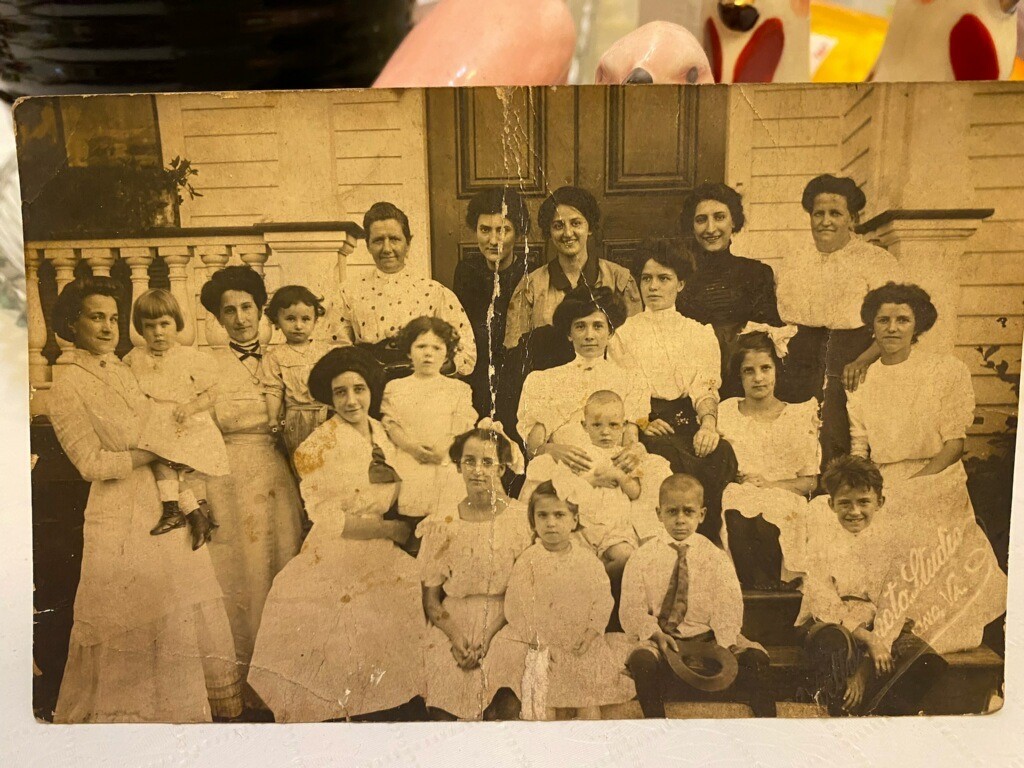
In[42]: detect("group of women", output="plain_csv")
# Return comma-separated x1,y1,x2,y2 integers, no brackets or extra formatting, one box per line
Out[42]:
45,172,1004,722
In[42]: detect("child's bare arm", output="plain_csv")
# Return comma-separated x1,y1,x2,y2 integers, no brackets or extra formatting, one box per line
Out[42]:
264,391,284,429
852,626,894,676
384,419,441,464
843,656,872,712
619,472,641,500
423,585,458,637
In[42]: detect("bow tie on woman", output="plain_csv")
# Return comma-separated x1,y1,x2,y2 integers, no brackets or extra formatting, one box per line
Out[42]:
369,442,401,484
230,340,263,361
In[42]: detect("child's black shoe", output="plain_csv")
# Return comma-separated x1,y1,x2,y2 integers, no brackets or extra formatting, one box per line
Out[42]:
198,499,218,528
151,501,186,535
185,508,215,550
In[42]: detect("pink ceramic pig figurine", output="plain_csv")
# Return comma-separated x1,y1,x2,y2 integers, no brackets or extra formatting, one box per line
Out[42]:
873,0,1021,81
374,0,576,87
701,0,811,83
595,21,715,84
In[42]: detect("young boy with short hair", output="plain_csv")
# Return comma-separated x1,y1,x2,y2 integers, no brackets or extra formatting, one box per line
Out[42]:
619,473,775,718
798,454,946,715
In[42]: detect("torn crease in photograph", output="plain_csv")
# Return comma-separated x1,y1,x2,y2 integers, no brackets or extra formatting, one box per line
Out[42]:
19,81,1018,723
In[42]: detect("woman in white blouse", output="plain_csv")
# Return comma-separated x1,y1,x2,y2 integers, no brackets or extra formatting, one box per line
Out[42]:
47,277,240,723
775,175,901,466
847,283,973,484
337,201,476,377
517,285,648,473
249,347,426,722
199,266,304,705
718,332,820,589
612,239,738,544
846,285,1007,655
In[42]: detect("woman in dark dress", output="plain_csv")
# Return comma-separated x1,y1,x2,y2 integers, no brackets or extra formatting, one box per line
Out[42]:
676,183,783,398
453,186,530,420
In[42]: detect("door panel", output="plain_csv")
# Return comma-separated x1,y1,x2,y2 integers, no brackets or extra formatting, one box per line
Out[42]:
428,85,728,287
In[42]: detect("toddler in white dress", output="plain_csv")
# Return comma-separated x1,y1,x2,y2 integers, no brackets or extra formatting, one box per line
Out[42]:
125,289,226,542
260,285,332,456
381,316,478,518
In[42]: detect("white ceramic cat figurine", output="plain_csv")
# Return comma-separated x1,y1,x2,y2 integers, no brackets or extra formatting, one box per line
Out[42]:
700,0,811,83
873,0,1020,82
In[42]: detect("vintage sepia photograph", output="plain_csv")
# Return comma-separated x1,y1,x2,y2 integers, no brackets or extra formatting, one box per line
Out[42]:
19,81,1019,723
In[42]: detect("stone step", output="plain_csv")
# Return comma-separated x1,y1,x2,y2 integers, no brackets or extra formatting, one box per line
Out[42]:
764,643,1004,715
598,645,1002,720
741,589,803,646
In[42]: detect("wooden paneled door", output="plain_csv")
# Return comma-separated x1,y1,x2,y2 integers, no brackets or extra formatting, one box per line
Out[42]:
426,85,729,288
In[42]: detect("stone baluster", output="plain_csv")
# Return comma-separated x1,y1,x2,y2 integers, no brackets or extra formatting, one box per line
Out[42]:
45,247,79,361
121,246,155,347
238,244,274,345
238,244,269,276
197,245,230,348
25,248,50,387
157,245,197,346
80,247,116,277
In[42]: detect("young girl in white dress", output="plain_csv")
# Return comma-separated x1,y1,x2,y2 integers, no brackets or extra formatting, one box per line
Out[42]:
418,424,532,720
486,481,635,720
382,316,478,518
260,285,332,456
124,289,226,544
717,332,820,588
248,347,425,722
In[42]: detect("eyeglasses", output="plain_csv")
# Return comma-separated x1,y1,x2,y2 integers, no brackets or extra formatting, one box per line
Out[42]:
459,457,501,469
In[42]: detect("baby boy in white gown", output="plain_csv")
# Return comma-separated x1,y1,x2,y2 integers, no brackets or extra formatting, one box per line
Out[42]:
521,390,671,570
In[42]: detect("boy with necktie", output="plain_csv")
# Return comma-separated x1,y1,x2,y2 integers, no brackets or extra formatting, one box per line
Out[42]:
620,473,776,717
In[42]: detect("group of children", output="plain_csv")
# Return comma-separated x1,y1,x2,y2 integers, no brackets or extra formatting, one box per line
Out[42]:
121,278,980,720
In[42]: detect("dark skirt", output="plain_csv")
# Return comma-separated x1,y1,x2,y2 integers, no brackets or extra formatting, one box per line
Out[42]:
640,396,738,545
777,325,873,468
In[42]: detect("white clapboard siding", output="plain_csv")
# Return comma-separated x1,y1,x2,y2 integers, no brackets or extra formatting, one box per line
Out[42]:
731,83,1024,457
961,87,1024,452
154,90,431,279
728,85,846,270
330,90,430,279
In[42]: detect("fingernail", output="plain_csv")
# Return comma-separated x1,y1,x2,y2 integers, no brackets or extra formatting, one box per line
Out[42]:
624,67,654,84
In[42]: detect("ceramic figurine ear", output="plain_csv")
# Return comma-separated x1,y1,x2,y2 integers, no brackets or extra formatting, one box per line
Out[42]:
595,21,715,85
872,0,1019,82
374,0,576,87
700,0,810,83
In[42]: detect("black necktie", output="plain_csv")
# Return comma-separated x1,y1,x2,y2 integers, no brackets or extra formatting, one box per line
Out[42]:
230,341,262,361
658,541,690,637
369,443,401,484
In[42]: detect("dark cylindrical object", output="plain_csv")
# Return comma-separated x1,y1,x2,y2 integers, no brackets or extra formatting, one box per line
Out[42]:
0,1,414,99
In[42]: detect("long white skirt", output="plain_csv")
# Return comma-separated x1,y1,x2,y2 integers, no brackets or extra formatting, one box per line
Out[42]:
54,466,240,723
873,460,1007,655
248,537,425,722
205,434,303,683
